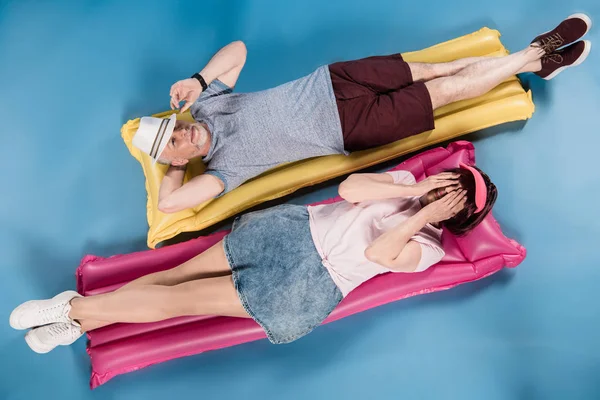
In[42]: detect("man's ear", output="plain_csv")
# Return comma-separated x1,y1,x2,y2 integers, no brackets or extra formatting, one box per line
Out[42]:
171,158,189,167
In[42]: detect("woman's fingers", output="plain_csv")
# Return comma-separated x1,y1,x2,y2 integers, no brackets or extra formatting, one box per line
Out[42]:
435,172,461,180
440,190,460,205
434,180,459,188
451,197,468,215
448,190,467,209
444,184,460,194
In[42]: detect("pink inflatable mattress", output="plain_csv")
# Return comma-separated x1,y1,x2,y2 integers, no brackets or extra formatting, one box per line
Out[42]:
76,141,526,388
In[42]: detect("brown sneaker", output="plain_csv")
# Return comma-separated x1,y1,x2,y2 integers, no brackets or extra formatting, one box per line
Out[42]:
536,40,592,80
531,13,592,54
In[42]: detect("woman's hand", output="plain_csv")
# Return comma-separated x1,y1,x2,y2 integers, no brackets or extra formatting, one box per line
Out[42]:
422,189,468,224
412,172,460,196
170,78,203,113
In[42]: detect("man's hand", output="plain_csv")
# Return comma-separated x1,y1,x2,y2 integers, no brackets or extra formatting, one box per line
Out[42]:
170,78,203,113
411,172,460,196
422,189,467,224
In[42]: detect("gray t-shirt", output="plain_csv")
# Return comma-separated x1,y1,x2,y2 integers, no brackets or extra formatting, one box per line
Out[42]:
190,65,345,194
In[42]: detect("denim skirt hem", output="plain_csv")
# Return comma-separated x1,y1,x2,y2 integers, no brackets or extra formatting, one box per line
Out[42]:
223,237,282,344
223,205,343,344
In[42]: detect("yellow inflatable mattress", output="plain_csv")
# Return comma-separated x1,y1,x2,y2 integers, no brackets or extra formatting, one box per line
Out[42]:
122,27,535,248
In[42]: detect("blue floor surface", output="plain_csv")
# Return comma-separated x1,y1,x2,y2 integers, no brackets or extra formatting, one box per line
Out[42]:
1,1,599,399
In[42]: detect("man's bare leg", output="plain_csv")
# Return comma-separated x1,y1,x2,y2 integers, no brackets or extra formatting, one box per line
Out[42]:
424,45,544,110
407,52,543,83
408,56,492,82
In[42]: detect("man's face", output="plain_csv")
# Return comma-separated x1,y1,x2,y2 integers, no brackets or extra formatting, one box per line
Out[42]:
159,120,209,166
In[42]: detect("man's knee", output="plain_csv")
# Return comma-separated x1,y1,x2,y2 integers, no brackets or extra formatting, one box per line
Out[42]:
425,79,450,109
425,77,466,109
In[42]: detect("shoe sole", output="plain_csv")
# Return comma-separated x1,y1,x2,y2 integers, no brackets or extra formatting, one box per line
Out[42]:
535,13,593,46
25,331,55,354
544,40,592,80
24,326,82,354
568,13,593,38
10,300,41,330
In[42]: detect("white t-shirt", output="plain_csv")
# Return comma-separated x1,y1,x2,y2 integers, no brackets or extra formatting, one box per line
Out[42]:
307,170,445,297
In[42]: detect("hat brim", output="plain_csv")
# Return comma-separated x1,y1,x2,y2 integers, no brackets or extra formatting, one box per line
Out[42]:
152,113,177,164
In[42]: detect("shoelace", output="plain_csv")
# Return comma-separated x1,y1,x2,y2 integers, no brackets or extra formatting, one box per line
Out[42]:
46,323,80,340
537,33,564,54
36,302,69,325
542,53,564,64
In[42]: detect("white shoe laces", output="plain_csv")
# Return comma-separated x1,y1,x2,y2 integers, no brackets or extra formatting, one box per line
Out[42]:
44,323,81,341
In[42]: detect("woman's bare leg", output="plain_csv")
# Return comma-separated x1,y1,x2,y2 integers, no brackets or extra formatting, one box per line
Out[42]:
76,241,234,331
71,275,248,330
119,242,231,289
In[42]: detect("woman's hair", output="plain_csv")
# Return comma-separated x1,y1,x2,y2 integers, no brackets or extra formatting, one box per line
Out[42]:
442,166,497,236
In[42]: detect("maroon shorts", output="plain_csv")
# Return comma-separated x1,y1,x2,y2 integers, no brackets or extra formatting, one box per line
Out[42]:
329,54,435,152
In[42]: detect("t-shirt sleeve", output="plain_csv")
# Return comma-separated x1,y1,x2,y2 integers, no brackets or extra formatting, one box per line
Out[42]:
203,168,246,197
203,169,227,198
190,79,233,122
410,236,445,272
385,170,417,185
198,79,233,101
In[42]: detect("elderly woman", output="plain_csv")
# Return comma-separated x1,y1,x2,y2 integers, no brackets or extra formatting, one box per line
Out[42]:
11,165,496,353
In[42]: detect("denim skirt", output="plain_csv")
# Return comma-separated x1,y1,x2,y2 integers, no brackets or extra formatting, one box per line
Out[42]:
223,204,343,344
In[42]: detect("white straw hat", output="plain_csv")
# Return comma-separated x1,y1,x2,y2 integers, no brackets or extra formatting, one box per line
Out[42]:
132,114,177,163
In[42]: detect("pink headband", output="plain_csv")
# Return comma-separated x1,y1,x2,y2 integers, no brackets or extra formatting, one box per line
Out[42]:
459,162,487,213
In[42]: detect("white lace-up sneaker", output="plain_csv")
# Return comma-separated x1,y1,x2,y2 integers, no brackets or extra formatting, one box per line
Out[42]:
25,322,83,353
9,290,81,330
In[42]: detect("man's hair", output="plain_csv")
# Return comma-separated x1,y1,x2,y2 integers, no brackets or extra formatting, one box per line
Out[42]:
442,166,498,236
156,158,171,165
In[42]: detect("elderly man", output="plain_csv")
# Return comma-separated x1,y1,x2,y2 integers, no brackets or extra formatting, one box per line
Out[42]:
132,14,591,213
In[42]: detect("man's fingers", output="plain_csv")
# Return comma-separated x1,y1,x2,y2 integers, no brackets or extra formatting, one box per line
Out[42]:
171,91,183,109
179,91,197,113
180,99,194,113
177,89,195,112
170,83,181,98
170,96,179,110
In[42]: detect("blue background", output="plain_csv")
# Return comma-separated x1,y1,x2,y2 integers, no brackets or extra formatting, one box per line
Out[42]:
1,0,599,399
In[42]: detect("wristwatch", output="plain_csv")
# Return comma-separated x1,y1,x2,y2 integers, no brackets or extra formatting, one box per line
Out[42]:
191,73,208,92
